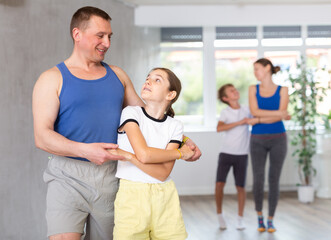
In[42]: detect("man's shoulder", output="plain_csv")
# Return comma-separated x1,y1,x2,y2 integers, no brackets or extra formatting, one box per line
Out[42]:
37,66,62,84
107,64,130,86
108,64,125,75
33,65,63,99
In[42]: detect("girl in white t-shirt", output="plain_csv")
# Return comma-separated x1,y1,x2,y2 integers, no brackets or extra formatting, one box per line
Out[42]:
109,68,194,240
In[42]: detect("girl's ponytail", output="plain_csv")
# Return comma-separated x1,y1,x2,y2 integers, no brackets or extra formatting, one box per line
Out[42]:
166,106,175,118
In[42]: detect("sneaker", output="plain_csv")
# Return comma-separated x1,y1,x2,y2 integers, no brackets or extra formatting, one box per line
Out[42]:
217,213,227,230
267,220,276,233
236,216,245,230
257,216,266,232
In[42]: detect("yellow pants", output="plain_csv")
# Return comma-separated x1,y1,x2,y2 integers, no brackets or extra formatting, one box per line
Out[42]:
113,179,187,240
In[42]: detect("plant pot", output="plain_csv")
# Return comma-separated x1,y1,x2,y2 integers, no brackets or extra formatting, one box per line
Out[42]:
298,185,315,203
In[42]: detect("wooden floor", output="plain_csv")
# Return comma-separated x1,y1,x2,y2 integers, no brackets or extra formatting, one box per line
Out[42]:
179,192,331,240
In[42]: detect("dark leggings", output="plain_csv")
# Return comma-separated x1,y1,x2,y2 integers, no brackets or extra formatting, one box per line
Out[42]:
250,133,287,217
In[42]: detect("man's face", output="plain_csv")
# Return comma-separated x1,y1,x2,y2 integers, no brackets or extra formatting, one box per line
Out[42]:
77,15,112,62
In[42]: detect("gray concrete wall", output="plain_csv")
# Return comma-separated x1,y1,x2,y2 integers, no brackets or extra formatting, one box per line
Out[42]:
0,0,159,239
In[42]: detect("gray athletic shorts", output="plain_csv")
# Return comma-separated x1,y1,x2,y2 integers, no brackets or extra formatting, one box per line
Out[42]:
43,155,119,239
216,152,248,187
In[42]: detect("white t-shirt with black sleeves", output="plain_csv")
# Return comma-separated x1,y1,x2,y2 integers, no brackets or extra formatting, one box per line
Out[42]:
218,105,251,155
116,106,183,183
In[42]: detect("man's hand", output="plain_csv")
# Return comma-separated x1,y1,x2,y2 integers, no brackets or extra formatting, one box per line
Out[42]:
80,143,125,165
183,138,201,162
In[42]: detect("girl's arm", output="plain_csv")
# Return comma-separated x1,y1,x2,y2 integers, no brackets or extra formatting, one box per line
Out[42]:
249,85,289,118
108,144,177,182
121,121,193,164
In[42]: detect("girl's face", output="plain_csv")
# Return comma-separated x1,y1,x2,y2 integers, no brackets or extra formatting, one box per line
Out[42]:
141,69,175,103
254,63,271,82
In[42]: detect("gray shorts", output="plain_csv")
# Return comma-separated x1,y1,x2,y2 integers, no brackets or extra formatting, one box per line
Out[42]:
216,152,248,187
43,155,118,239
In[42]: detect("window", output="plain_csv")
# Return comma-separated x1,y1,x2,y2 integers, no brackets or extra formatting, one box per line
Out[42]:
215,26,258,47
214,27,259,113
159,25,331,130
215,50,257,112
264,51,300,86
306,51,331,115
306,25,331,46
161,27,203,44
160,27,204,127
305,26,331,116
262,26,302,46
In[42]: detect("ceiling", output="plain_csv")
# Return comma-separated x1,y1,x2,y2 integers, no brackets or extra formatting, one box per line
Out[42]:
118,0,331,6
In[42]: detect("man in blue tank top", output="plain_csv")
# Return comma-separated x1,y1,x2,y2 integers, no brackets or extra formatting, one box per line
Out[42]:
32,6,201,240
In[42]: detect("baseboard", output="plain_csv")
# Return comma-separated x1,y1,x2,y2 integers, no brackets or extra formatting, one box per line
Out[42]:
177,184,297,196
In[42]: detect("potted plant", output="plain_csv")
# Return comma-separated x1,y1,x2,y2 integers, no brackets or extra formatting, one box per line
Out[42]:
322,110,331,130
288,57,327,203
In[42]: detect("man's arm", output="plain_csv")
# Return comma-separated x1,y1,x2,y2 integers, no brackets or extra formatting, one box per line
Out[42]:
32,67,122,165
110,65,145,108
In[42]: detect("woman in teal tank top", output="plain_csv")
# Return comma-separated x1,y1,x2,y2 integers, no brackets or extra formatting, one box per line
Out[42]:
248,58,291,233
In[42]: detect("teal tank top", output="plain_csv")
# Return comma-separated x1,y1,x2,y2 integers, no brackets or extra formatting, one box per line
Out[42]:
54,62,124,161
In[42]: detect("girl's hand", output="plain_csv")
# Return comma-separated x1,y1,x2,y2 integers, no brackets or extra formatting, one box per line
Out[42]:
179,144,195,160
107,148,134,161
183,138,201,162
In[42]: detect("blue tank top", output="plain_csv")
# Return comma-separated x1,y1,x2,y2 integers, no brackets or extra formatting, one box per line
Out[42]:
54,62,124,161
251,85,286,134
